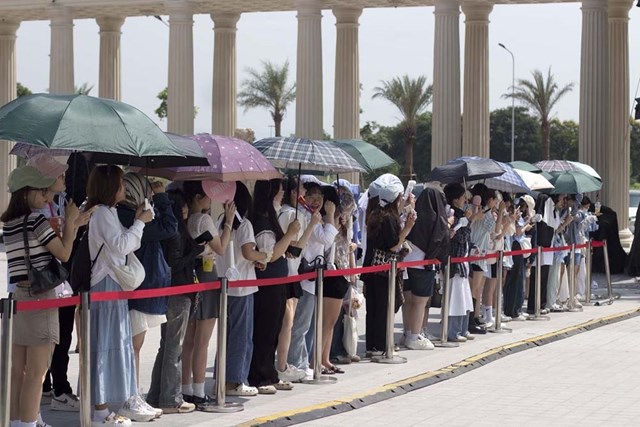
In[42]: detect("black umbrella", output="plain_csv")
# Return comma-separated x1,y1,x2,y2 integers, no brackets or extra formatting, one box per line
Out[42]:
428,156,505,184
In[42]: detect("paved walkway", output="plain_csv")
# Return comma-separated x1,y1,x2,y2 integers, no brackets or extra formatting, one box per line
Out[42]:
301,314,640,427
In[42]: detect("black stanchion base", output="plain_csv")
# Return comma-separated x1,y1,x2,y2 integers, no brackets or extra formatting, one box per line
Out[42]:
527,315,551,321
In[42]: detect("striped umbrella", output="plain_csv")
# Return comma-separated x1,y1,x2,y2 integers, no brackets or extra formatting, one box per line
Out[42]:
535,160,578,173
463,157,530,193
253,136,366,174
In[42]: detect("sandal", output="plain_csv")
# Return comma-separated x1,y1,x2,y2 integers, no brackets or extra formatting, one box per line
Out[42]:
328,365,345,374
257,385,277,395
321,367,335,375
273,380,294,391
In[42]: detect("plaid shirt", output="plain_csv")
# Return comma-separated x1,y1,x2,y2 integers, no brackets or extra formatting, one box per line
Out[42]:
450,207,471,278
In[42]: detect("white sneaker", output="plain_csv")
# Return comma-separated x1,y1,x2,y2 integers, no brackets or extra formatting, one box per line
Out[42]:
421,328,439,342
573,298,583,309
576,293,586,302
37,412,52,427
140,396,163,418
512,314,527,321
277,364,306,382
92,412,132,426
118,395,156,422
226,383,258,396
500,314,512,322
406,336,435,350
51,392,81,412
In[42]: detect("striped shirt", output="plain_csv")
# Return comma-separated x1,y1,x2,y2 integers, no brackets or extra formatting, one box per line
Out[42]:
4,213,57,283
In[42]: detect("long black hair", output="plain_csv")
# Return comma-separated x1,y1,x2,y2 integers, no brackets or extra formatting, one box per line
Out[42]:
283,175,299,208
231,181,252,230
251,179,284,240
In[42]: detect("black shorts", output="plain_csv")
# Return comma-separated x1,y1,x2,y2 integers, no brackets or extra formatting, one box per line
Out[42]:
323,276,350,299
470,263,497,278
403,268,436,297
285,281,303,299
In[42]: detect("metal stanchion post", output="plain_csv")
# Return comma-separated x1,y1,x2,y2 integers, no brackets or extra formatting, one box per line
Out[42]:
585,240,593,305
490,251,511,333
528,246,549,321
373,258,408,362
434,257,459,348
0,298,16,426
303,267,337,382
568,244,582,312
600,240,614,306
211,278,243,412
79,292,92,427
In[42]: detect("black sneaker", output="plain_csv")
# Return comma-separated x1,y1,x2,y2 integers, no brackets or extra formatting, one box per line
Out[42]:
182,394,193,403
191,394,216,412
468,324,487,335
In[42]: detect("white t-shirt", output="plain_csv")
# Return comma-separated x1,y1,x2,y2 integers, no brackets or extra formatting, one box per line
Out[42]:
404,242,427,270
187,213,220,258
214,218,258,297
278,205,308,276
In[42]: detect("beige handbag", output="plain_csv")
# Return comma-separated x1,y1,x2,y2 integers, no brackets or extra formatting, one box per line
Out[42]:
112,252,145,291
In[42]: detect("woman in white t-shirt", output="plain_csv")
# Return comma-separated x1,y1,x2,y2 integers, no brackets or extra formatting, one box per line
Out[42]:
180,181,235,409
214,182,268,397
275,176,321,382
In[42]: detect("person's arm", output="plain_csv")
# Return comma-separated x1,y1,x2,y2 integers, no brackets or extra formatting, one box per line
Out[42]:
390,213,416,253
95,205,150,256
141,192,179,242
162,234,204,273
209,202,236,255
45,203,93,262
293,211,322,249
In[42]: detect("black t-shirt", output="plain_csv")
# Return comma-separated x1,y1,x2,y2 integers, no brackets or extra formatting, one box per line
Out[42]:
363,215,400,267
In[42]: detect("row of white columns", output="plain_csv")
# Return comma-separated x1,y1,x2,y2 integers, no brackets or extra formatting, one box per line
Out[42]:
0,0,634,230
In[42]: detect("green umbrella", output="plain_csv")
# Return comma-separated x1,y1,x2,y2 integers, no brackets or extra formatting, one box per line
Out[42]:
330,139,397,173
548,170,602,195
509,160,541,173
0,93,185,162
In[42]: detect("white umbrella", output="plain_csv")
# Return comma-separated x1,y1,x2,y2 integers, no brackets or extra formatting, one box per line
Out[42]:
514,169,555,191
568,161,602,180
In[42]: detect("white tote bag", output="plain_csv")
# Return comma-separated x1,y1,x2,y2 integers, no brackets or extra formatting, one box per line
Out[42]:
112,252,145,291
342,314,358,356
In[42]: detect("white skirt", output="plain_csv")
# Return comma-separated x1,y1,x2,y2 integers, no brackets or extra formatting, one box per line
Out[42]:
449,275,473,317
130,309,166,336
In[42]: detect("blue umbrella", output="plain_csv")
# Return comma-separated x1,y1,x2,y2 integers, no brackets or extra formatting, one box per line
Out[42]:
428,156,505,184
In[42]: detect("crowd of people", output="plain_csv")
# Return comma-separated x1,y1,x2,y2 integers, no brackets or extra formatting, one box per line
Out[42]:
3,157,603,427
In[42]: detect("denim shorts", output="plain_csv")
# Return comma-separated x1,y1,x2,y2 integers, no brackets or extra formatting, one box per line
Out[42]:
403,268,436,297
564,252,583,266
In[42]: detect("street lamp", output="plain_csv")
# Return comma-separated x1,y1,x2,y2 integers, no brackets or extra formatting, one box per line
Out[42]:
499,42,515,162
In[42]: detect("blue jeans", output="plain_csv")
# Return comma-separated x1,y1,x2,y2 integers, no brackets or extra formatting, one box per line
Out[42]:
225,295,254,384
448,314,468,341
147,294,191,408
288,290,315,370
330,307,347,359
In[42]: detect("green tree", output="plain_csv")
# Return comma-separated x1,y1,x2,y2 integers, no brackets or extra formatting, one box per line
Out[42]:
372,75,432,181
503,68,574,160
155,87,168,120
17,82,32,97
238,61,296,137
549,119,579,160
75,82,94,95
490,107,541,163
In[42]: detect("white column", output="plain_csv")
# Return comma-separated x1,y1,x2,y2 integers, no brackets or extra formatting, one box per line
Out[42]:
167,0,194,135
432,0,461,168
607,0,633,242
211,12,240,137
49,6,75,94
0,20,19,215
97,16,124,101
333,7,362,140
579,0,608,192
295,0,323,139
462,1,492,158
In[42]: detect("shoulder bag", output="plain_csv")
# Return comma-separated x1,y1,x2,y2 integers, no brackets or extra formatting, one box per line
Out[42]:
112,251,145,291
22,215,69,295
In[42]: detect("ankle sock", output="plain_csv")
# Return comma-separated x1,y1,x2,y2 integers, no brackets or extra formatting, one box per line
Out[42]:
93,408,110,421
182,383,193,396
193,382,205,398
21,422,37,427
484,306,493,320
10,421,20,427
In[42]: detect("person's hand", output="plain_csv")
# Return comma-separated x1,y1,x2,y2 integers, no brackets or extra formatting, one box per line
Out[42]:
224,201,237,225
405,211,417,230
151,180,165,194
65,200,80,227
348,242,358,253
498,201,506,213
286,219,301,236
75,206,96,228
406,193,416,210
323,200,336,218
136,204,154,223
255,261,267,271
309,211,322,226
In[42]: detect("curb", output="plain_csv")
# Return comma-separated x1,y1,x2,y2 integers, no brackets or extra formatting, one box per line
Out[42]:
238,307,640,427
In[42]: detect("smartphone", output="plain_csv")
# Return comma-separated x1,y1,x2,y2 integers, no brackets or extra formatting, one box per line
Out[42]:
195,231,214,244
79,198,89,212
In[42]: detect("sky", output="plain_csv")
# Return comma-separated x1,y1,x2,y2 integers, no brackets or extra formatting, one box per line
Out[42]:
13,2,640,140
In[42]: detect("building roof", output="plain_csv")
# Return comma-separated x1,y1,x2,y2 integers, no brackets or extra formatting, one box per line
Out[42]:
1,0,577,22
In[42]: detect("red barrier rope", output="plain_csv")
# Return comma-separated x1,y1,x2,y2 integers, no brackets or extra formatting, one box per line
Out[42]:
12,240,607,312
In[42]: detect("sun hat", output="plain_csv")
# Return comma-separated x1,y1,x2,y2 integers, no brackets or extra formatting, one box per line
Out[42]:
7,165,57,193
522,195,535,213
368,173,400,199
27,153,68,179
374,175,404,207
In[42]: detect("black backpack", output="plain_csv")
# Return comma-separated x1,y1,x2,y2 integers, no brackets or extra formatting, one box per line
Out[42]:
69,228,103,293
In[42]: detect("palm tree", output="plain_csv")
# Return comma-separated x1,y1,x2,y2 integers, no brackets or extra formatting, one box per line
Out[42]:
75,82,94,95
372,75,432,179
503,68,574,160
238,61,296,137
